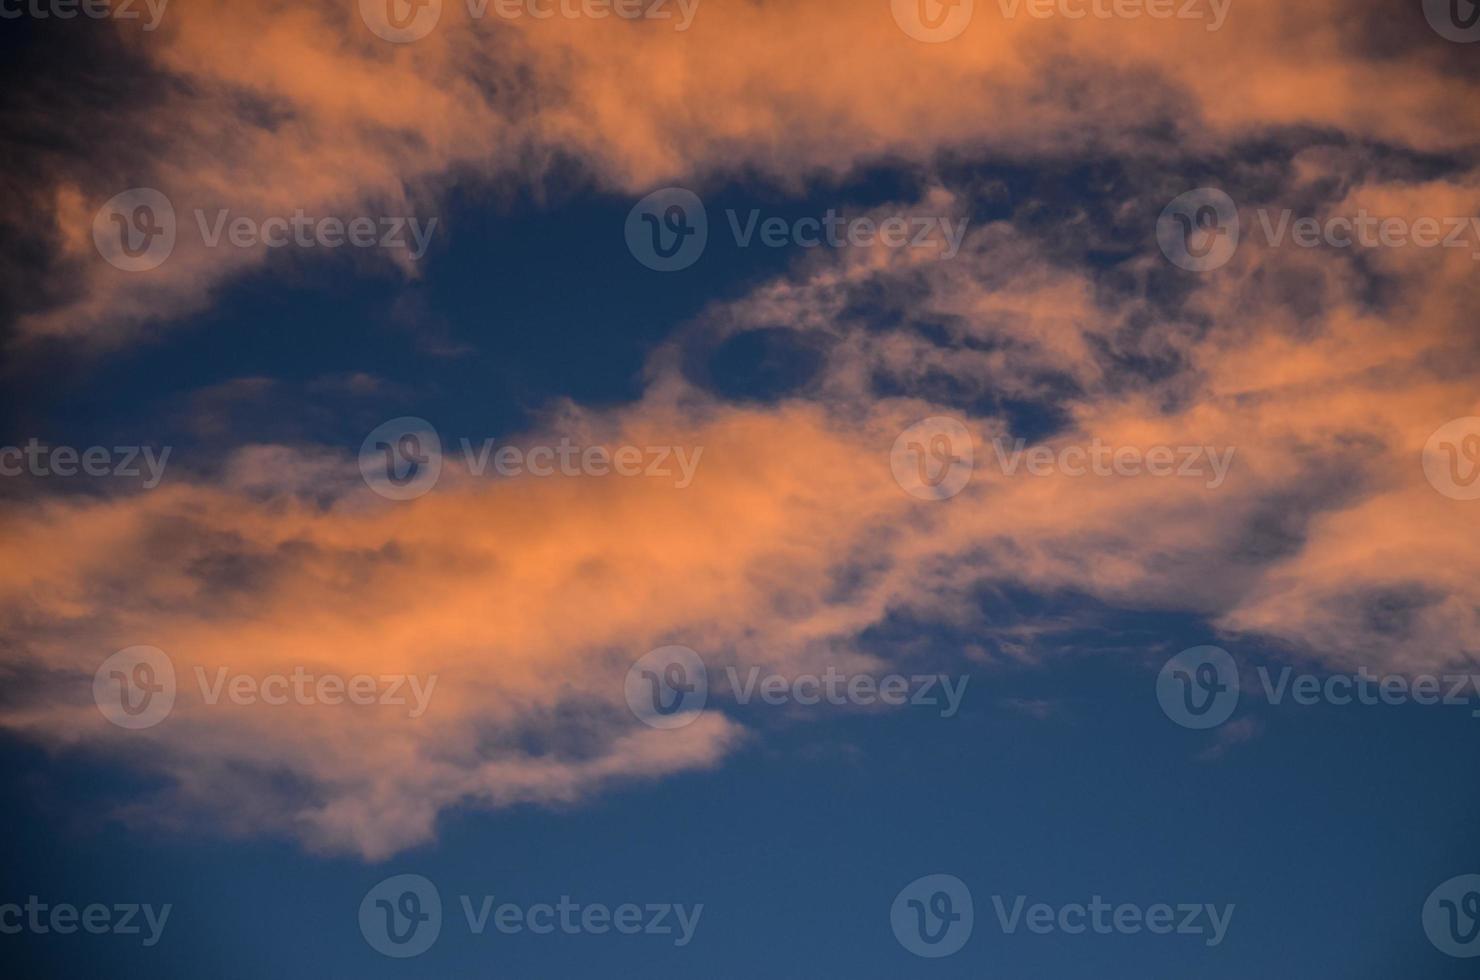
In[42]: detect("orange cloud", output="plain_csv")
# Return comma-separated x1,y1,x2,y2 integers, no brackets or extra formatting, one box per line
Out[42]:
16,0,1475,342
9,178,1480,854
4,4,1479,857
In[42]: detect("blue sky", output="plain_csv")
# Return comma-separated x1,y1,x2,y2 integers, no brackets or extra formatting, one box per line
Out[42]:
5,624,1480,977
3,1,1480,977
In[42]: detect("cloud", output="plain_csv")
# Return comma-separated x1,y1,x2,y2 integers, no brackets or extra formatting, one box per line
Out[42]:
2,3,1478,857
0,395,912,857
6,169,1478,856
655,172,1480,677
9,0,1475,343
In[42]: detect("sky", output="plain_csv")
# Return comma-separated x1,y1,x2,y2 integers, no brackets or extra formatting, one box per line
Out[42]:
1,0,1479,977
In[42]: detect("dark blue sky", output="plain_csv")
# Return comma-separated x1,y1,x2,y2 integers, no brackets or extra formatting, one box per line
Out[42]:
5,626,1479,978
4,5,1480,977
3,163,1478,971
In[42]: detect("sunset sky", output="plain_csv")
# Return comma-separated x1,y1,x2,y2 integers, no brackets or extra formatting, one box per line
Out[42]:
2,1,1479,976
